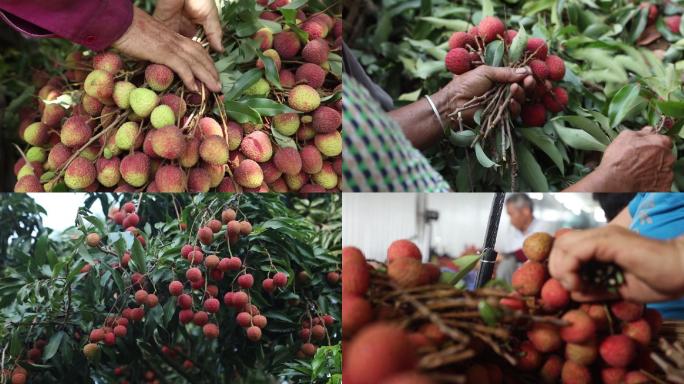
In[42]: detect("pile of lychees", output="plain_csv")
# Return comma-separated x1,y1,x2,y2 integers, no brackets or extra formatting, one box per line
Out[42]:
444,16,568,130
14,3,342,193
503,231,664,384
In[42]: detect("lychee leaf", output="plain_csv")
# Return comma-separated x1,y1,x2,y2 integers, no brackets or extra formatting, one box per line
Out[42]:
656,100,684,118
509,25,528,63
474,142,498,168
223,68,262,101
517,143,549,191
485,41,504,67
608,83,644,128
481,0,494,18
478,300,501,326
130,238,146,274
417,17,469,31
519,128,565,174
271,124,298,149
448,129,476,147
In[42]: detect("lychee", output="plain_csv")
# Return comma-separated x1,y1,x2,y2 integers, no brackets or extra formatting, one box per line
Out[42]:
301,19,328,40
512,261,547,296
302,38,330,64
387,239,421,262
279,69,296,88
155,165,186,192
521,103,547,127
145,64,174,91
312,106,341,133
445,48,471,75
539,355,563,384
611,300,644,322
14,175,43,192
115,121,140,150
83,343,99,359
246,326,262,341
560,310,596,343
295,63,326,89
23,122,49,146
600,334,636,368
344,324,417,384
448,31,475,50
199,135,229,165
517,340,542,371
540,279,570,312
61,115,93,148
523,232,553,261
387,257,424,288
120,152,150,187
273,31,301,59
253,27,273,50
150,105,176,128
561,360,591,384
273,113,300,136
666,16,682,34
129,88,159,117
65,157,96,189
244,78,270,97
113,81,136,109
300,145,323,174
622,319,652,346
314,131,342,157
602,367,626,384
169,281,183,296
93,52,123,74
273,147,302,175
151,126,185,160
545,55,566,81
96,157,121,187
624,371,650,384
238,273,254,288
204,297,220,313
526,38,548,60
478,16,505,43
256,49,281,71
203,323,219,338
84,70,114,100
543,87,569,113
240,131,273,162
565,340,597,365
41,103,66,127
312,162,337,189
528,323,562,353
288,84,320,112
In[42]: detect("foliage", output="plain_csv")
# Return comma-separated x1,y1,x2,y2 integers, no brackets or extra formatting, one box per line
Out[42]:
346,0,684,191
0,193,341,383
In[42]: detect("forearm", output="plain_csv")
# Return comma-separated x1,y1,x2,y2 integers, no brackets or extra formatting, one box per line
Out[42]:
563,168,618,192
615,234,684,296
387,88,450,150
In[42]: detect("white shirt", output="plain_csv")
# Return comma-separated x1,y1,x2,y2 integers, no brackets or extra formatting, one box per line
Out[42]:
495,218,555,254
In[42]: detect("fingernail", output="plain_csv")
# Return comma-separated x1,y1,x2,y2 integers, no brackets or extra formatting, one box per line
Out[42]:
516,67,529,75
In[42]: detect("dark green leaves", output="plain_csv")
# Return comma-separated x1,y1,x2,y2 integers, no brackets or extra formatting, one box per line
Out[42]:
42,331,65,361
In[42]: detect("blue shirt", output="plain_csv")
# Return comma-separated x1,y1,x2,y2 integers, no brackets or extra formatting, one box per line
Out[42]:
628,193,684,319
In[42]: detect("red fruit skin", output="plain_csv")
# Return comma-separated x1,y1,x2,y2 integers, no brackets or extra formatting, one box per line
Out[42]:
560,310,596,343
601,367,626,384
561,360,591,384
539,355,563,384
521,103,547,127
622,319,652,347
516,341,542,371
342,246,369,295
600,335,636,368
445,48,471,75
238,274,254,288
511,261,547,296
666,15,682,34
342,294,373,337
386,240,421,262
643,308,663,335
526,37,548,60
527,323,562,353
543,87,569,113
545,55,566,81
500,293,525,310
448,31,475,50
478,16,505,43
611,300,644,322
540,278,570,311
624,371,650,384
529,60,549,80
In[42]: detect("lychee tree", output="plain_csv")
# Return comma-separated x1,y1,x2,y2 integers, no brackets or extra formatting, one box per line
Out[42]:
0,193,341,384
345,0,684,191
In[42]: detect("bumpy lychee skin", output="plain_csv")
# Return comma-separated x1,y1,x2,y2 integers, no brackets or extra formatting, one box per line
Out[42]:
65,157,96,190
522,103,547,127
529,60,549,81
666,15,682,34
540,278,570,311
155,165,186,192
159,94,187,119
81,93,104,117
545,55,566,81
478,16,505,43
187,167,211,192
314,131,342,157
47,143,72,170
300,145,323,174
273,31,301,59
273,113,300,136
115,121,140,150
41,103,66,127
561,360,591,384
61,115,93,148
199,135,229,165
312,106,341,133
198,116,222,137
539,355,563,384
560,310,596,343
526,37,549,60
93,52,123,74
152,126,186,159
150,105,177,128
445,48,471,75
113,81,136,109
527,323,562,353
273,147,302,175
241,131,273,162
295,63,326,89
120,152,150,187
84,70,114,100
611,300,644,322
26,147,46,163
23,122,49,146
448,31,475,50
517,340,542,371
145,64,174,91
523,232,553,261
511,260,547,296
96,157,121,187
129,88,159,118
244,78,271,97
235,159,264,188
15,175,43,192
566,340,598,365
302,38,330,64
225,121,243,150
312,162,337,189
288,84,320,112
600,334,636,368
623,318,652,347
543,87,569,113
279,69,296,88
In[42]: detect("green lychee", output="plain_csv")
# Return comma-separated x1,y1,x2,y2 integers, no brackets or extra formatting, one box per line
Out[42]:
113,81,136,109
312,162,337,189
26,146,46,163
23,122,49,146
273,113,300,136
120,152,150,187
96,157,121,187
244,78,270,97
288,85,320,112
234,159,264,188
115,121,140,150
150,105,176,128
129,88,159,118
84,70,114,100
314,131,342,157
65,157,96,189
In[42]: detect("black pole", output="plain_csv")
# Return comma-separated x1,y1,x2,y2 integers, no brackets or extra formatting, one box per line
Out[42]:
475,192,506,288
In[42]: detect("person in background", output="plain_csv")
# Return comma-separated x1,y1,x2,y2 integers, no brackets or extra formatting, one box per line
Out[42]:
593,193,637,221
494,194,555,284
0,0,223,92
550,193,684,319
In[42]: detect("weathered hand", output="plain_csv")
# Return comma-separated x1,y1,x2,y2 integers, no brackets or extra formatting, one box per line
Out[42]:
154,0,223,53
549,225,684,303
594,127,674,192
113,7,221,92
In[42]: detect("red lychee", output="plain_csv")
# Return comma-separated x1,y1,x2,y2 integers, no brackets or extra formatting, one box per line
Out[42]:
445,48,471,75
541,278,570,312
622,319,652,347
342,294,373,337
561,360,591,384
611,300,644,322
545,55,566,81
516,340,542,371
560,310,596,343
511,260,547,296
543,87,569,113
342,246,370,295
666,15,682,34
521,103,547,127
600,334,636,368
478,16,505,43
387,239,421,262
526,37,548,60
448,31,475,50
527,323,562,353
539,355,563,384
529,60,549,81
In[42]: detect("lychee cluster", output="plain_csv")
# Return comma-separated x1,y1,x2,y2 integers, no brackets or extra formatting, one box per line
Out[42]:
14,5,341,193
506,231,664,383
107,201,145,246
296,314,336,358
445,16,568,128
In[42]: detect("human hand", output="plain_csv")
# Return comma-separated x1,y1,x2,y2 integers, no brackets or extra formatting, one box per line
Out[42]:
594,127,674,191
548,225,684,303
433,65,536,124
153,0,223,53
113,7,221,92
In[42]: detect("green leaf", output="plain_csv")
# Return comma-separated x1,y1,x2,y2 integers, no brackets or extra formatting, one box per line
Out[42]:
608,84,644,128
224,100,262,124
448,130,476,147
555,115,611,145
417,17,469,31
478,300,502,326
517,144,549,191
244,98,296,116
519,128,565,174
130,238,146,274
474,142,498,168
509,25,528,62
485,41,504,67
446,255,480,285
555,125,607,152
656,100,684,117
223,68,263,101
271,124,297,149
481,0,494,17
43,331,65,361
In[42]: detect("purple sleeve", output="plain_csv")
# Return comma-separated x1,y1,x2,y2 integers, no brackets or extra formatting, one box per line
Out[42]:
0,0,133,51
